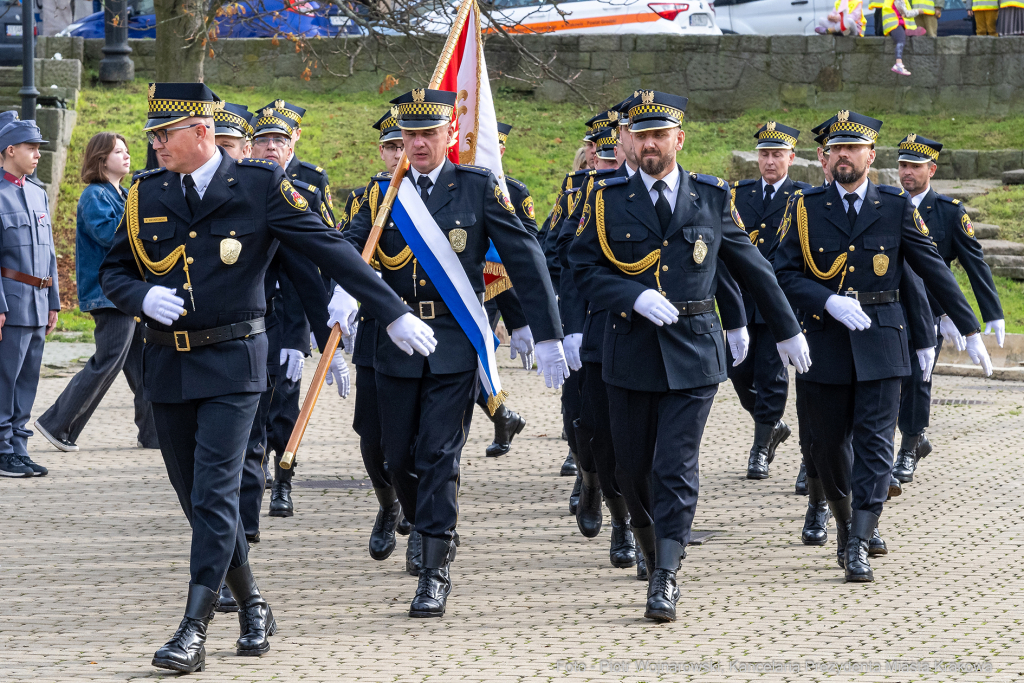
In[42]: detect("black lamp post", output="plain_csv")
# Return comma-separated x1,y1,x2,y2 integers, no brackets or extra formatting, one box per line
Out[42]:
99,0,134,84
18,0,38,119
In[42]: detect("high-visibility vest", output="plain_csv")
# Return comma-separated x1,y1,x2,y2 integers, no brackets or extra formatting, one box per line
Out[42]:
915,0,935,15
1001,0,1024,8
868,0,883,10
882,0,918,33
835,0,868,31
972,0,999,10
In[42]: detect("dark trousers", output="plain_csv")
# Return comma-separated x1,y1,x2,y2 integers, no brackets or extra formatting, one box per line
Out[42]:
38,309,157,447
151,392,260,591
795,377,819,480
726,322,789,425
267,374,301,459
606,383,717,545
898,331,942,437
375,368,476,543
799,378,901,516
577,361,622,499
560,368,583,455
239,371,278,538
354,364,390,490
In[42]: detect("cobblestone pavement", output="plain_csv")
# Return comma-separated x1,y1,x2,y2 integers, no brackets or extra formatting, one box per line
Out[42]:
3,352,1024,682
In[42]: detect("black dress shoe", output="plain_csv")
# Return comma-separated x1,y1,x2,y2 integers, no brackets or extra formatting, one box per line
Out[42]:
269,480,294,517
844,511,879,582
151,583,219,673
560,450,578,476
485,404,526,457
635,554,648,581
746,421,790,480
568,472,582,516
406,528,423,576
888,473,902,498
802,476,831,546
409,537,452,618
225,562,278,655
644,539,683,622
396,508,412,536
632,523,656,581
605,496,636,569
369,487,401,561
868,526,887,556
794,460,808,495
575,469,603,537
216,582,239,613
827,496,852,570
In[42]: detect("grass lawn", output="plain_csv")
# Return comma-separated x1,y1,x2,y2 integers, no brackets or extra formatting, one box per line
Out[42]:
55,79,1024,328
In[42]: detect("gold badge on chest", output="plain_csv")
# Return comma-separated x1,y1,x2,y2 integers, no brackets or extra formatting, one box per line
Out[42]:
693,238,708,265
449,228,467,253
873,253,889,276
220,238,242,265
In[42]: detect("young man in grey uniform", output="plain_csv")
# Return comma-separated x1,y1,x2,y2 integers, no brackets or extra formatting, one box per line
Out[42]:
0,119,60,477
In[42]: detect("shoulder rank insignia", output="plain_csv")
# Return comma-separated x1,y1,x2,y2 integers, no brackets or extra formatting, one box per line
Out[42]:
132,167,166,181
961,212,975,239
913,208,929,236
238,158,276,169
691,173,728,190
595,176,628,189
495,184,516,214
458,164,491,176
878,185,905,196
952,198,962,205
507,177,527,192
522,196,535,220
281,179,309,211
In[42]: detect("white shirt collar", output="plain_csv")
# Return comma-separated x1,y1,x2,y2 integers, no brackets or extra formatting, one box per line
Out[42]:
283,151,295,170
639,164,680,197
624,163,636,177
910,184,930,207
409,161,445,191
182,149,222,200
837,176,869,201
761,175,787,194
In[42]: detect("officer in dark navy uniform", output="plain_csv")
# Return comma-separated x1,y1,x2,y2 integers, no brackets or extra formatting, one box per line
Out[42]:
569,91,808,622
728,122,811,482
260,100,336,225
773,111,992,584
99,83,433,673
891,133,1004,485
344,88,567,619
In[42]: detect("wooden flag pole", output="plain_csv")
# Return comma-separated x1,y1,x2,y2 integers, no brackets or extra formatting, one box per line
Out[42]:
280,0,476,470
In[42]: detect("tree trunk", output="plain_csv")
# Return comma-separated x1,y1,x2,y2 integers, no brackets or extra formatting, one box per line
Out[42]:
154,0,207,82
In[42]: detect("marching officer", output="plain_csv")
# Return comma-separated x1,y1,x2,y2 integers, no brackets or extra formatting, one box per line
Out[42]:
99,83,434,673
569,91,808,622
728,122,812,482
344,88,567,619
212,102,254,159
892,133,1004,485
260,100,336,225
0,118,59,478
773,110,991,584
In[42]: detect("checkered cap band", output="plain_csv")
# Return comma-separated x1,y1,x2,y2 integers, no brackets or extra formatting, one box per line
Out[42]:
627,103,685,121
254,115,294,135
595,133,618,146
899,141,939,160
757,130,797,147
214,110,253,136
395,102,454,119
148,99,215,117
497,132,508,144
828,120,878,141
275,108,302,124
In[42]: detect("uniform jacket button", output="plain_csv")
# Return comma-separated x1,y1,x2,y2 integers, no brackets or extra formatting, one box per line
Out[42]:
849,245,855,251
818,247,824,252
621,312,627,318
663,240,668,246
758,238,764,244
189,231,197,238
849,266,855,272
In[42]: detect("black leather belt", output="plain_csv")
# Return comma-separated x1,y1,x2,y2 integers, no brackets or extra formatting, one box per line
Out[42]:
844,290,900,305
407,300,451,320
144,317,266,352
670,298,716,316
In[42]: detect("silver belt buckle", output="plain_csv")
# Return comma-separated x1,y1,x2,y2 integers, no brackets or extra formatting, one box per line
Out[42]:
38,276,51,289
419,301,435,320
844,290,859,301
174,330,191,352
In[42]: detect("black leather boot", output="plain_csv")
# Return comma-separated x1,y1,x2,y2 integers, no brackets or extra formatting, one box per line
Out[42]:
269,454,294,517
568,472,582,516
406,528,423,576
560,449,578,476
845,510,879,583
151,583,219,672
795,460,808,495
801,477,831,546
644,539,683,622
632,523,656,582
224,562,278,656
827,496,852,569
485,403,526,457
576,469,603,537
605,495,637,569
369,486,401,561
409,536,452,618
396,508,412,536
747,420,790,479
888,471,902,498
868,526,888,556
216,582,238,613
893,432,931,483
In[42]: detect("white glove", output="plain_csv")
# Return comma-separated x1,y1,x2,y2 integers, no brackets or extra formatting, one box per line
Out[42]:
342,321,358,355
280,348,304,383
726,327,749,366
327,285,359,336
510,325,536,370
965,333,993,377
324,348,351,397
939,314,966,352
825,295,872,331
916,346,936,383
535,339,570,389
141,286,186,326
983,319,1005,348
777,333,812,374
309,331,318,352
386,312,437,356
563,332,583,372
633,289,679,327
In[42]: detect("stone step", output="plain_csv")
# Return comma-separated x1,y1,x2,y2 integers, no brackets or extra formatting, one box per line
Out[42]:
929,179,1000,203
962,204,986,221
990,266,1024,280
983,254,1024,267
972,222,999,239
1004,169,1024,185
978,239,1024,255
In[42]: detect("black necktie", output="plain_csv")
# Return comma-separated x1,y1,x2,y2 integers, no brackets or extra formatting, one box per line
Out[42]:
844,192,859,229
763,184,775,210
416,175,433,204
652,179,672,231
182,174,201,217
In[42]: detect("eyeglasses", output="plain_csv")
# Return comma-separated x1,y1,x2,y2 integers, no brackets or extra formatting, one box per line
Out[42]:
147,123,209,145
253,136,291,148
382,144,405,153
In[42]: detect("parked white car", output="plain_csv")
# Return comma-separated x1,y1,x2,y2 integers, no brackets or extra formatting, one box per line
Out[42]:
712,0,826,34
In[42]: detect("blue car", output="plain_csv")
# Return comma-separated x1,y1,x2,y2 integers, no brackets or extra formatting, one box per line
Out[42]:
57,0,362,39
863,0,974,35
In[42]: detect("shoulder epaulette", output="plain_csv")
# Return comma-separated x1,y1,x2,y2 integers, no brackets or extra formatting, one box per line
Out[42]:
735,178,759,187
506,176,528,192
133,167,167,181
25,175,45,188
238,158,277,170
690,172,728,190
456,164,492,176
566,168,591,180
565,185,584,195
593,176,629,189
350,186,366,199
936,193,959,205
878,185,906,196
791,180,814,191
371,172,392,182
300,160,327,176
292,179,320,195
799,185,827,196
